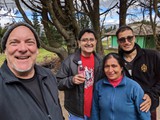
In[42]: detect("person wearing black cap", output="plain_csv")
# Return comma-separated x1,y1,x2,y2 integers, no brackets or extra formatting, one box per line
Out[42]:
0,22,64,120
116,25,160,120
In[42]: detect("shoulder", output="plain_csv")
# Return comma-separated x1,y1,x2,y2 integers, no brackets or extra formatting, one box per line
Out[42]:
142,48,159,55
95,78,106,87
35,65,54,75
35,65,58,83
65,53,76,62
60,53,78,70
124,76,141,88
94,52,103,60
62,51,80,64
142,49,160,61
124,76,144,95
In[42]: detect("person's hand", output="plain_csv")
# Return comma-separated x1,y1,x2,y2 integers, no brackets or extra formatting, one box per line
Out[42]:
140,94,151,112
72,74,85,85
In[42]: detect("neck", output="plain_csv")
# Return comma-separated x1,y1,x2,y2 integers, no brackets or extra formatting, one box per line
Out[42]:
108,75,123,87
81,52,93,57
124,49,137,62
14,69,35,79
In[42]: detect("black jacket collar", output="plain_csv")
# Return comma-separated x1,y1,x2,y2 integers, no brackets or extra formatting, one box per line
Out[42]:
0,60,48,84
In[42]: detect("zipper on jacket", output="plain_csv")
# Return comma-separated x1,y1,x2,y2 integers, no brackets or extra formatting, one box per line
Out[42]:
48,114,52,119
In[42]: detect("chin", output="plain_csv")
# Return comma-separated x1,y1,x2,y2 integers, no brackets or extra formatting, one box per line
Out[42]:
108,76,114,79
15,67,32,73
86,50,94,53
13,64,33,73
124,46,133,50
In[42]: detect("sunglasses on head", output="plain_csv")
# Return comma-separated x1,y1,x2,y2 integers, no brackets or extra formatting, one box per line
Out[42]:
118,36,134,43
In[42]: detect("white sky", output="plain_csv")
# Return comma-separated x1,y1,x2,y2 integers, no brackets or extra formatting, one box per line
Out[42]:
0,7,16,27
0,0,29,27
0,0,159,27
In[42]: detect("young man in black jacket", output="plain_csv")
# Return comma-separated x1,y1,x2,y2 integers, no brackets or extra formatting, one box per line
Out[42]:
56,28,103,120
116,25,160,120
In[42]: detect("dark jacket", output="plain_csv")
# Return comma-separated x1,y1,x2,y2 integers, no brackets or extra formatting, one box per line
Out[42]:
56,49,103,117
119,43,160,111
0,60,64,120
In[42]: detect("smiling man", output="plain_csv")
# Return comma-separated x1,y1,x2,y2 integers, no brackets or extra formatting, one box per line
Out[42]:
0,22,63,120
116,25,160,120
56,28,103,120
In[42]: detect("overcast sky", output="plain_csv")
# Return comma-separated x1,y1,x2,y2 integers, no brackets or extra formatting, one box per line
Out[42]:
0,0,159,27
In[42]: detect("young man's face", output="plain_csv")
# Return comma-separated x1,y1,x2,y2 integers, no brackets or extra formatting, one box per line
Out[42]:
78,32,97,57
5,26,39,78
117,30,135,52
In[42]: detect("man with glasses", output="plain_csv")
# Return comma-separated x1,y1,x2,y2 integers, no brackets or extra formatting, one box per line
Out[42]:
116,25,160,120
56,28,103,120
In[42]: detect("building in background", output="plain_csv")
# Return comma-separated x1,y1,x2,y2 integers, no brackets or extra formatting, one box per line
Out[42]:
104,23,160,49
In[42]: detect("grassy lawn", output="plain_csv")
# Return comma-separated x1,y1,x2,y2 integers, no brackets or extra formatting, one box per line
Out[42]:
102,40,118,55
36,49,56,64
0,54,6,65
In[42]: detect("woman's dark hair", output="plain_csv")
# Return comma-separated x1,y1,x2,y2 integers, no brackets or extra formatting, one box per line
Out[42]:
102,52,124,71
116,25,134,37
77,28,97,40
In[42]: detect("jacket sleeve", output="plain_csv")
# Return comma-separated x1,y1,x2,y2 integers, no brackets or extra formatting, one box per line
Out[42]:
146,51,160,104
56,59,76,90
91,84,100,120
133,83,151,120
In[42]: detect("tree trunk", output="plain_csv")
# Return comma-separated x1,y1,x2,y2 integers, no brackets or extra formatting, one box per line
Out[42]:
119,0,127,27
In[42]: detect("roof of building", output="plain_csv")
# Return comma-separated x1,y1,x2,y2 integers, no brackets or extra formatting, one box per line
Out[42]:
105,23,160,36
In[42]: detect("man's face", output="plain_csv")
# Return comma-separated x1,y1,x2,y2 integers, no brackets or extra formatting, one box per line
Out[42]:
5,26,39,78
78,32,97,57
117,30,135,52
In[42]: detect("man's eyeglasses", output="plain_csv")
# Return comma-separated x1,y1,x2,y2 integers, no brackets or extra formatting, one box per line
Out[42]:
80,38,95,42
118,36,134,43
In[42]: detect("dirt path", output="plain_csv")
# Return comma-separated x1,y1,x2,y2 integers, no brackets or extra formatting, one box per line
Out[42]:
59,91,68,119
158,104,160,120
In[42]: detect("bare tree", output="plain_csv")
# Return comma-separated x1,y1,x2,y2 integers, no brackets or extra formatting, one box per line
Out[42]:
0,0,116,60
153,0,160,18
117,0,137,27
139,0,160,50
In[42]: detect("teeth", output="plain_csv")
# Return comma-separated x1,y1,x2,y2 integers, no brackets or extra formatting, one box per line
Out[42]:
17,56,29,59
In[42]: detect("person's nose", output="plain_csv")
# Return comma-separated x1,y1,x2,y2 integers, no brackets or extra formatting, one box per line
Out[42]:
86,40,91,44
124,39,130,43
18,43,28,52
108,67,113,72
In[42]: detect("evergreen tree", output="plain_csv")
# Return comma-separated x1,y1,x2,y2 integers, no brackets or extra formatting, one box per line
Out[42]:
32,11,40,35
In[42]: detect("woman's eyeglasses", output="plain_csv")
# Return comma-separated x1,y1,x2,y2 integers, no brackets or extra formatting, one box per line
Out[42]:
118,36,134,43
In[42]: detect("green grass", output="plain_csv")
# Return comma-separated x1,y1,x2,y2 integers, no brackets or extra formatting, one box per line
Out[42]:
104,49,118,55
0,54,6,65
37,49,56,63
102,40,118,55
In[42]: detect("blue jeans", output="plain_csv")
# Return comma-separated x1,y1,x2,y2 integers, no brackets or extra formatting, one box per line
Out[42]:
68,113,90,120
